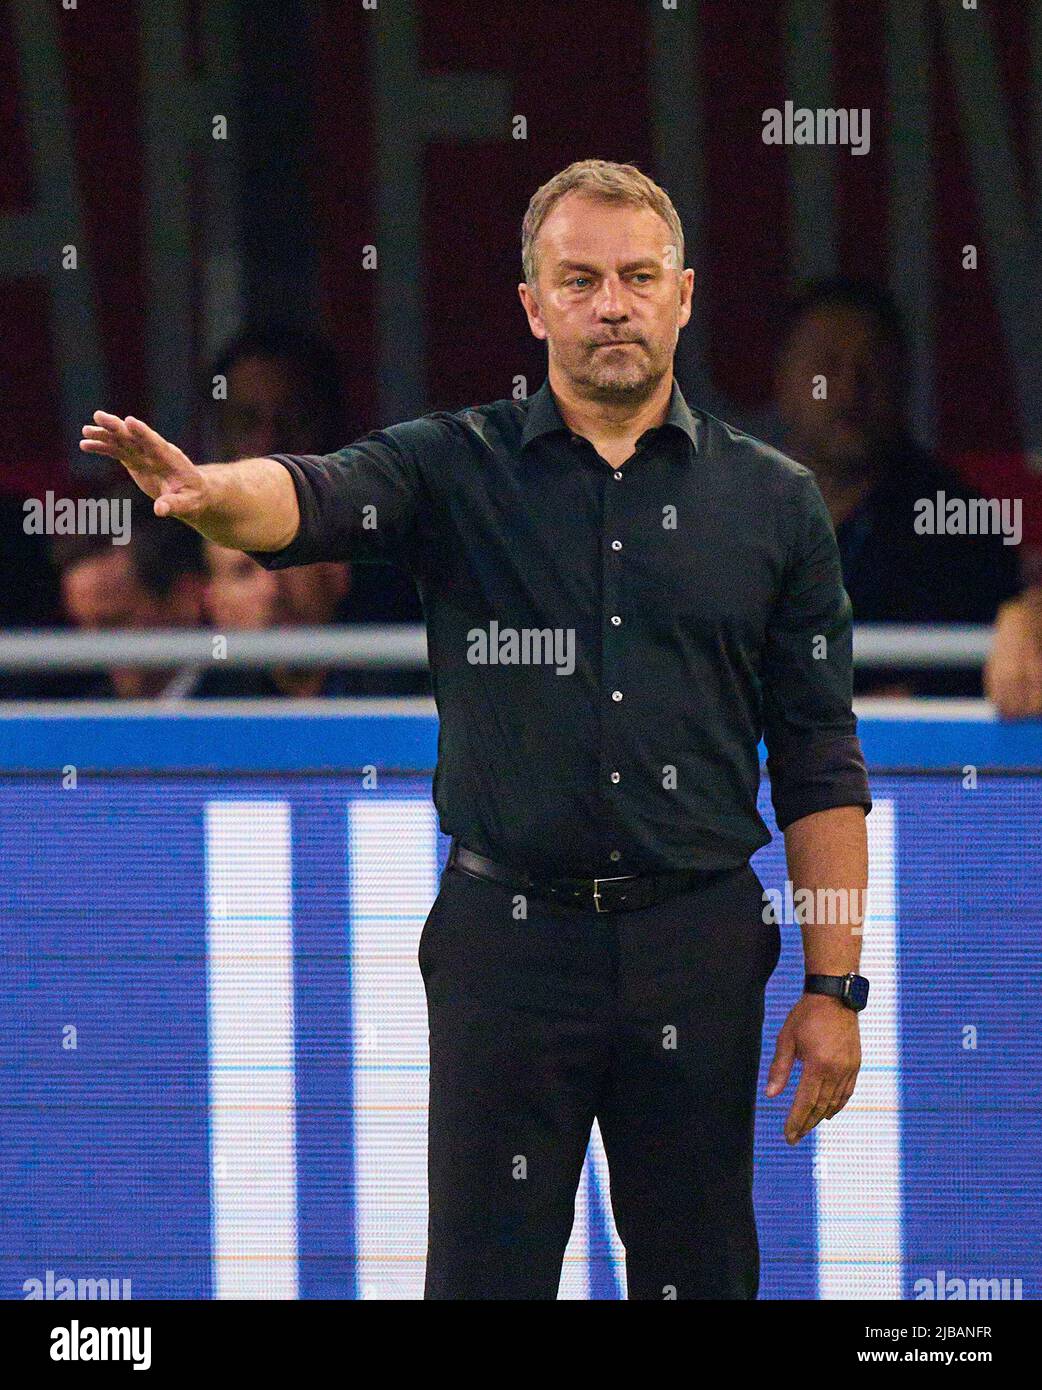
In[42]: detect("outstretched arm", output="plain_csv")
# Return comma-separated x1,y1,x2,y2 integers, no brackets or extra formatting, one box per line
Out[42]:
80,412,299,552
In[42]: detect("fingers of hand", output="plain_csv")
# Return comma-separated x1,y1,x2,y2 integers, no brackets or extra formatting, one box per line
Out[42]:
785,1073,822,1144
786,1065,852,1143
823,1077,856,1121
81,415,135,460
125,416,164,450
766,1026,796,1097
91,410,127,432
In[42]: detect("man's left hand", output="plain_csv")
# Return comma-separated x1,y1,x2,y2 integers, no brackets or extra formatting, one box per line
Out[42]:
765,994,861,1144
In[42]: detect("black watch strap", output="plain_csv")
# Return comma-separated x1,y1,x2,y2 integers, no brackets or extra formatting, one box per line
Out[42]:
804,972,869,1012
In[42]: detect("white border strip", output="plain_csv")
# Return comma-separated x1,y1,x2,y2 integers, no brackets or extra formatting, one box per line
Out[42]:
205,800,299,1299
814,798,903,1299
348,798,437,1299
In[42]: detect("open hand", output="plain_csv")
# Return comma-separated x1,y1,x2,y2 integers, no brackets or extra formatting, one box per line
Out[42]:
80,413,207,522
765,993,861,1144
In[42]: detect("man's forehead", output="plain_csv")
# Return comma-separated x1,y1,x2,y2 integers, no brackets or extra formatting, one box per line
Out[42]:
539,195,672,259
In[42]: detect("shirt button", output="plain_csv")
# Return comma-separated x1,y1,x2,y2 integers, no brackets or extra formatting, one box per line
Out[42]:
611,690,623,702
610,771,621,784
613,469,623,480
609,850,622,862
610,615,621,626
611,540,622,551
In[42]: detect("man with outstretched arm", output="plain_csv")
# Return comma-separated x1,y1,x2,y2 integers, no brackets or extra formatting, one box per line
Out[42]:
83,158,871,1301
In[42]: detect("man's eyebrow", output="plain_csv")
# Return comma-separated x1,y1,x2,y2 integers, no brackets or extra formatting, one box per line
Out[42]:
555,257,663,274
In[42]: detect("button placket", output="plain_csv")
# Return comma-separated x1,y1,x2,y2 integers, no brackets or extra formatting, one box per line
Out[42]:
601,460,629,866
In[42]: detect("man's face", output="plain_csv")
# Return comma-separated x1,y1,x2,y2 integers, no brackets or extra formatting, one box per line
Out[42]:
215,354,324,461
63,549,161,631
775,305,905,472
518,193,692,405
274,565,349,626
62,548,204,696
205,543,280,630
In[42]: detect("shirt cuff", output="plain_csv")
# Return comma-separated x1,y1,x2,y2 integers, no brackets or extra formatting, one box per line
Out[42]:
767,732,872,832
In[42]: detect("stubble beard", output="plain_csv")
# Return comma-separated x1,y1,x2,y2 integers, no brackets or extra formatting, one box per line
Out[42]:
568,338,673,406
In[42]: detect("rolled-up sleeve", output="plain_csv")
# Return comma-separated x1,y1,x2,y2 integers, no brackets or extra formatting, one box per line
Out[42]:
763,467,872,831
246,416,443,571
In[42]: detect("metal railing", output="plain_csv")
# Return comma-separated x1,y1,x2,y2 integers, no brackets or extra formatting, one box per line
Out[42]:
0,623,992,671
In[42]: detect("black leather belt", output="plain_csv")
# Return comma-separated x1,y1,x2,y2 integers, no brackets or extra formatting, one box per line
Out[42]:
447,842,726,914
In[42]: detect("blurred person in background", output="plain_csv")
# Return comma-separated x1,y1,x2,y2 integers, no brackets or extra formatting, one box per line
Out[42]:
204,322,429,694
203,541,387,697
0,493,83,699
774,277,1022,698
206,321,346,464
985,587,1042,717
55,495,212,699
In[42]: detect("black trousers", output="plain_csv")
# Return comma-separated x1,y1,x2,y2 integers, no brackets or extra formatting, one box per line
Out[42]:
419,853,781,1300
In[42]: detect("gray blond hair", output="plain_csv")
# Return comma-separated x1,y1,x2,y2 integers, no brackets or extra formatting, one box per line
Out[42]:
521,159,685,286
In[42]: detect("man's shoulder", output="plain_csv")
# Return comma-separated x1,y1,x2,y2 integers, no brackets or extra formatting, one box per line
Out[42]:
695,408,814,491
376,396,525,459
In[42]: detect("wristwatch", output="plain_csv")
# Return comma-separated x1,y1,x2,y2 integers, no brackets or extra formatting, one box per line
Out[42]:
804,972,870,1012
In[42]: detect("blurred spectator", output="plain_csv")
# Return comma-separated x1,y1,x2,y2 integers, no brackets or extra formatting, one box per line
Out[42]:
984,589,1042,718
0,493,85,699
774,277,1022,696
204,322,428,693
203,542,280,631
206,321,347,462
54,496,212,699
203,541,428,697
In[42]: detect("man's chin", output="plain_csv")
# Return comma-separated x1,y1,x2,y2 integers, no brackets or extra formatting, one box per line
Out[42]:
580,368,662,405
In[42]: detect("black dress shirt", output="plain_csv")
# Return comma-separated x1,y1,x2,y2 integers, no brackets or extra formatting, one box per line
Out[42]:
249,378,871,878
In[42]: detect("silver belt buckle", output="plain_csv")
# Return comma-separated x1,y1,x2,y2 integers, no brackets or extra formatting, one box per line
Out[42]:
592,874,633,913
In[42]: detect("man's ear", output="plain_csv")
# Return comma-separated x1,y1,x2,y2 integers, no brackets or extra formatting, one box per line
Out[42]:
677,267,695,330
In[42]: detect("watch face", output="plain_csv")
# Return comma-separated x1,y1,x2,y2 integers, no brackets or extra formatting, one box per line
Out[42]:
847,974,870,1010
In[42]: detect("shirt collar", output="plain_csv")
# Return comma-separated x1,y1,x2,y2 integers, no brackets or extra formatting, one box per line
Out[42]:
520,377,699,455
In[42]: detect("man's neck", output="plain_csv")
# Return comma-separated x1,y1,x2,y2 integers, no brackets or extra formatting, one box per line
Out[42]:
548,367,674,462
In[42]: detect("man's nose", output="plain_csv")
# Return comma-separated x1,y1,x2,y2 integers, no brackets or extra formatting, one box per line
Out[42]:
593,277,628,318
